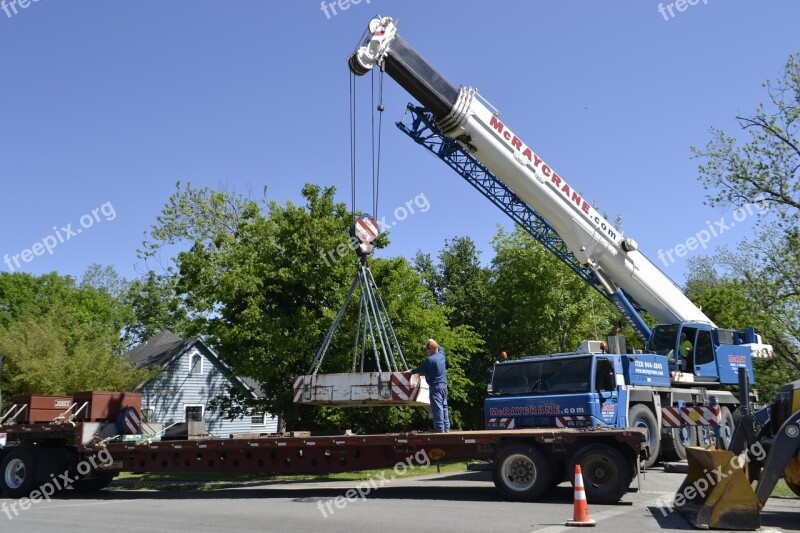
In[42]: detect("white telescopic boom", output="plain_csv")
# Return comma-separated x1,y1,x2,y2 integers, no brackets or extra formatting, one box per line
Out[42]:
349,16,713,326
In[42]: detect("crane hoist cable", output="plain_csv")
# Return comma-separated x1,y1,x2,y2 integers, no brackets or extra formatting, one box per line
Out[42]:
306,69,400,378
349,22,371,219
295,41,427,408
371,68,385,218
349,70,357,216
350,54,385,221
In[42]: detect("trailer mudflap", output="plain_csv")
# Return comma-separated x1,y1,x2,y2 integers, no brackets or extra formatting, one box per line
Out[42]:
677,447,760,530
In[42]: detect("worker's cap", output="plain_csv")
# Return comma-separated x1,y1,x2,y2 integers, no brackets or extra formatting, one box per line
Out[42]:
425,339,439,350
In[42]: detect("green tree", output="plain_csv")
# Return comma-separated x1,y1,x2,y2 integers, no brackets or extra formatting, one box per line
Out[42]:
692,52,800,389
685,255,799,400
0,315,151,397
0,269,148,403
414,237,492,428
142,182,483,432
426,237,491,334
0,269,133,355
122,270,191,348
412,251,438,305
487,227,618,357
80,264,128,298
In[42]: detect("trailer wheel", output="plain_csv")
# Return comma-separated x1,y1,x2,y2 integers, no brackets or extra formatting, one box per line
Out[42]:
570,444,631,504
629,404,660,467
71,474,115,492
492,443,553,501
1,448,37,498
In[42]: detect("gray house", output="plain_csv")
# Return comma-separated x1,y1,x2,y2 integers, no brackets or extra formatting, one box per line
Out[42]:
125,331,278,437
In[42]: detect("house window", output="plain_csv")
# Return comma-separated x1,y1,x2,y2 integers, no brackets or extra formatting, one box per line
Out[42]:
189,351,203,375
185,405,204,422
251,411,266,426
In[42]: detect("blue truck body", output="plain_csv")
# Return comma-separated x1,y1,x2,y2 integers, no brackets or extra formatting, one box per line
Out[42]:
485,352,670,430
484,325,757,433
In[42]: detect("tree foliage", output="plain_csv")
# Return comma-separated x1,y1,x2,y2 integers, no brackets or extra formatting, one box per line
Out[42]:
692,53,800,394
122,271,191,348
685,256,799,400
0,269,150,404
141,182,484,432
413,238,492,428
0,315,152,397
693,54,800,227
487,227,618,356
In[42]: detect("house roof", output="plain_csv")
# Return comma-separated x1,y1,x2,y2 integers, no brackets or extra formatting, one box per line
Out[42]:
125,330,194,369
124,331,264,399
239,376,265,398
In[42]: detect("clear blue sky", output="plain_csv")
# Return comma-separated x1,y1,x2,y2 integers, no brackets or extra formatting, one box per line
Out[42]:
1,1,798,286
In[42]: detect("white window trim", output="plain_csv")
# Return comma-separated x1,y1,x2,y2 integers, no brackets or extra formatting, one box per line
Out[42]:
250,411,266,427
184,404,205,422
188,349,203,375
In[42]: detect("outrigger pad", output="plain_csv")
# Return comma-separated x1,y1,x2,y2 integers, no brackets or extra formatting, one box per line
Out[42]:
293,372,430,407
676,446,761,531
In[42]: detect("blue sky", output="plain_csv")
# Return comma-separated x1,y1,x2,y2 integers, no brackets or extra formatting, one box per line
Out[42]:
1,1,797,287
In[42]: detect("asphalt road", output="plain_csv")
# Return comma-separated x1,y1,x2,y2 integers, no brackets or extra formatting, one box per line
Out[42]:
0,467,797,533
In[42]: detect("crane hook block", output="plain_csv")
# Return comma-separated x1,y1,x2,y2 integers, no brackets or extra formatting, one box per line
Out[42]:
350,214,380,256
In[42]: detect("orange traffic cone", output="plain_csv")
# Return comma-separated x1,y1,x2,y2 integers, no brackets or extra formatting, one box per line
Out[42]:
565,464,596,527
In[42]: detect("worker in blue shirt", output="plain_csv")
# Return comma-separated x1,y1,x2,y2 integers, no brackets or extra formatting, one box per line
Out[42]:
411,339,450,432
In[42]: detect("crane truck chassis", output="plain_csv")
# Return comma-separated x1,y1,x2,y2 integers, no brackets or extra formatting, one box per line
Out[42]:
0,399,647,505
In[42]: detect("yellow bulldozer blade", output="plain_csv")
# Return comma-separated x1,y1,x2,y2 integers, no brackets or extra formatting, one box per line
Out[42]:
676,446,761,530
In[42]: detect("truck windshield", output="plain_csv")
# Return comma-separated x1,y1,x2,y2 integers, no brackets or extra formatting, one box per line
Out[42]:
491,357,591,396
651,324,679,356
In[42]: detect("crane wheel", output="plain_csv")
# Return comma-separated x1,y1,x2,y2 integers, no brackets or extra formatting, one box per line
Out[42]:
661,425,694,462
569,444,631,504
629,404,660,468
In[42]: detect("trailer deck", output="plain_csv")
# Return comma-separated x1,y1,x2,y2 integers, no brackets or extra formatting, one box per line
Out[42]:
0,420,646,503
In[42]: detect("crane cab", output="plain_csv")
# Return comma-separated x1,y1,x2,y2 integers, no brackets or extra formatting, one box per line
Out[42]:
648,322,761,385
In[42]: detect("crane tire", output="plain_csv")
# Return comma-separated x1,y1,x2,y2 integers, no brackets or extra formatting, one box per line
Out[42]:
629,404,660,468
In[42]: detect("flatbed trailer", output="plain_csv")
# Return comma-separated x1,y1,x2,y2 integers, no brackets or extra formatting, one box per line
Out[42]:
0,422,646,504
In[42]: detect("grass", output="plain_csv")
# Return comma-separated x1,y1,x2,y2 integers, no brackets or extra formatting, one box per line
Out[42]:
771,479,798,498
114,462,469,491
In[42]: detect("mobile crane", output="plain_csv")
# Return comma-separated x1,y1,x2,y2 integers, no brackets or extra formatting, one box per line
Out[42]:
0,15,779,511
347,16,774,468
